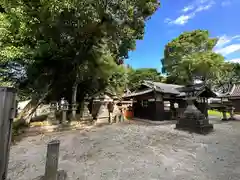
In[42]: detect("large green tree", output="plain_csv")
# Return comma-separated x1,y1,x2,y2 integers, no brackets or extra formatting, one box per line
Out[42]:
127,67,163,91
0,0,160,112
162,30,225,85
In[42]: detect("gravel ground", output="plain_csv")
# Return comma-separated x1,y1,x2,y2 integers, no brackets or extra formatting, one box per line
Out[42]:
7,118,240,180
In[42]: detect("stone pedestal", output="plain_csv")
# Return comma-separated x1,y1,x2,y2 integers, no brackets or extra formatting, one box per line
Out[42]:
176,99,213,134
61,110,68,124
60,103,69,125
222,109,228,121
228,107,236,121
71,104,78,120
47,103,59,125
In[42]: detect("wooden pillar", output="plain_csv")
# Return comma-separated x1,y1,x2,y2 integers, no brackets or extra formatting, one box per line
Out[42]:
203,98,208,118
154,94,164,121
170,100,175,119
0,87,17,180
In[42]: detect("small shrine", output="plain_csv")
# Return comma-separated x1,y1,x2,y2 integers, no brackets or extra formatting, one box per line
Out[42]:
91,92,118,124
175,84,214,134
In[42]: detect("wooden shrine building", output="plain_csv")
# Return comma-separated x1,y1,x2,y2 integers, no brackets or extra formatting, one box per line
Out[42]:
122,81,217,121
218,83,240,113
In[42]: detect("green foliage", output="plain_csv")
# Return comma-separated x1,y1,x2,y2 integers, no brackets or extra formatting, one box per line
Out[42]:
107,65,129,96
162,30,225,85
12,119,29,141
211,62,240,92
127,68,163,91
0,0,160,101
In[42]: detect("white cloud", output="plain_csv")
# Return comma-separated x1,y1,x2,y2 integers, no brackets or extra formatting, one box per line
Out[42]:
165,0,215,25
214,35,240,56
170,15,194,25
215,44,240,56
215,35,240,48
195,3,214,12
221,1,231,6
182,5,194,13
228,58,240,63
164,18,171,23
215,35,233,48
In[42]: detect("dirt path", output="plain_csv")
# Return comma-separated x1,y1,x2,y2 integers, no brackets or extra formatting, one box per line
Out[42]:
7,119,240,180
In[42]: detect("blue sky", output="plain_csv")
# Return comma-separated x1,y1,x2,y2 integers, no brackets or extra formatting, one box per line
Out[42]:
125,0,240,72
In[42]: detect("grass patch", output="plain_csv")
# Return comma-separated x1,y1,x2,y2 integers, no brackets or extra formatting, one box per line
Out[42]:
208,110,230,118
30,121,50,127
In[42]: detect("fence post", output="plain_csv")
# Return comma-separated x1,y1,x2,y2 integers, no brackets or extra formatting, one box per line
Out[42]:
0,87,17,180
44,140,60,180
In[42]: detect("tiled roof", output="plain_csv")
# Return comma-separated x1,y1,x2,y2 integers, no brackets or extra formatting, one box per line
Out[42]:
217,83,240,98
123,88,154,98
230,83,240,97
143,81,184,95
123,81,216,98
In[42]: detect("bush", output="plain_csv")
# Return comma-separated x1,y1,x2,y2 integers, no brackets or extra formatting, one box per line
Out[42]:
12,119,29,139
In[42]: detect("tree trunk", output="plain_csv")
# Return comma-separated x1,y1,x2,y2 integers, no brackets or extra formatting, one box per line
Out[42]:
24,82,52,123
71,82,78,119
25,92,49,123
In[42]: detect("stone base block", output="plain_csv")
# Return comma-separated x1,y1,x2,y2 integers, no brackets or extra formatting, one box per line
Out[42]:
176,123,213,134
222,118,229,121
228,117,236,121
34,170,67,180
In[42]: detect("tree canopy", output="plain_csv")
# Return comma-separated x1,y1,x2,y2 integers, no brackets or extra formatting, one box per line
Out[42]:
162,30,225,85
0,0,160,102
127,67,163,91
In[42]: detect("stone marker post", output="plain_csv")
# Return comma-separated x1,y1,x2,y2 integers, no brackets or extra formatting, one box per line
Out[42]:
44,140,60,180
47,102,58,125
0,87,17,180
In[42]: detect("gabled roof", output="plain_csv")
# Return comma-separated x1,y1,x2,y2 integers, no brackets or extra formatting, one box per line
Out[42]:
123,88,154,98
231,83,240,97
123,81,185,98
219,83,240,98
123,81,217,99
143,81,184,95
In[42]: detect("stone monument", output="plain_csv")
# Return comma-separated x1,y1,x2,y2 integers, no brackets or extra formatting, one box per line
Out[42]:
47,102,58,125
176,84,213,134
93,94,114,124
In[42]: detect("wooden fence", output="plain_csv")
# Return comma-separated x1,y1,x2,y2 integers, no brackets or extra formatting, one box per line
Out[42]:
0,87,17,180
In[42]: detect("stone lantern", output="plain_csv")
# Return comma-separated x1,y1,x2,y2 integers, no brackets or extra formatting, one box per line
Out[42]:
228,106,235,121
79,95,93,121
176,84,213,134
60,97,69,124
